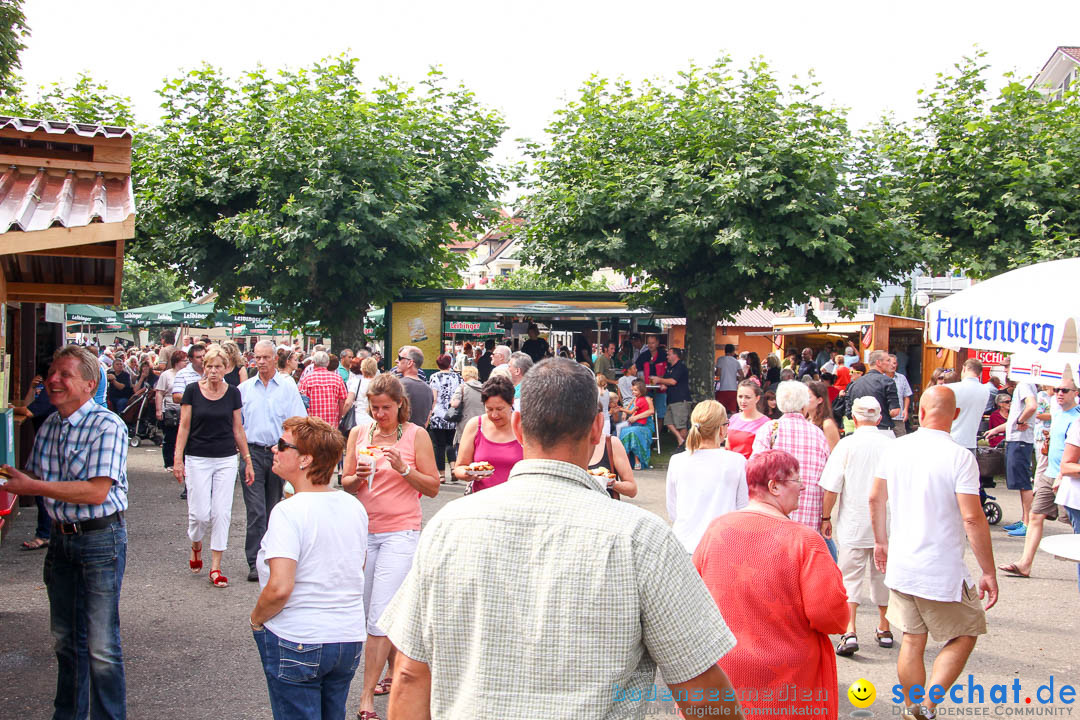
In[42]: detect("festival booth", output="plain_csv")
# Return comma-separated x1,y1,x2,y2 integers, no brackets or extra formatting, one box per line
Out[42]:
925,258,1080,563
0,117,134,541
750,312,927,388
385,290,664,372
661,308,776,362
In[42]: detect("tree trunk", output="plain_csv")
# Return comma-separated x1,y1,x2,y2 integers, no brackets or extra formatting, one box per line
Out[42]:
684,304,721,404
331,305,369,355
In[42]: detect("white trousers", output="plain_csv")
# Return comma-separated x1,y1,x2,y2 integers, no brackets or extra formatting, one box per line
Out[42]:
185,454,238,552
364,530,419,636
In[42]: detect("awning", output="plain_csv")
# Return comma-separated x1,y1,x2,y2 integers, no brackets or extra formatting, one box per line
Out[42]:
746,328,858,338
444,297,653,319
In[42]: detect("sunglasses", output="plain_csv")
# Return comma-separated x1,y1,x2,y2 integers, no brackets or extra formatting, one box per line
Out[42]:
1055,388,1075,394
277,438,298,452
397,355,410,363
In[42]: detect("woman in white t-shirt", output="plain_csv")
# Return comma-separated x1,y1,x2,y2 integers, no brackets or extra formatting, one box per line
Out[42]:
250,416,369,720
155,349,188,473
666,400,749,552
343,356,378,430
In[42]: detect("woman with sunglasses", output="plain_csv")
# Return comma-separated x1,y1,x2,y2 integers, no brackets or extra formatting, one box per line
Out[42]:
251,417,369,719
341,373,439,720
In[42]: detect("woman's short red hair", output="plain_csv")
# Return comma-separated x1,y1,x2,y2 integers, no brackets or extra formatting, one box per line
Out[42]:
746,449,800,496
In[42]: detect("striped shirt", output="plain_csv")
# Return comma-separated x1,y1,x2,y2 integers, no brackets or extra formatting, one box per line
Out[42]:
752,412,830,532
171,364,201,398
379,458,736,719
26,398,128,523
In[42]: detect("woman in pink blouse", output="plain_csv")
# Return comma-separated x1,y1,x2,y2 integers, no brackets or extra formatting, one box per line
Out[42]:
727,380,769,459
342,373,440,720
452,375,523,491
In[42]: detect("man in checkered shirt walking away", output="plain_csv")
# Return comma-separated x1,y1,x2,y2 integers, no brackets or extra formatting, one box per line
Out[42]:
380,357,744,719
3,345,131,719
298,350,348,427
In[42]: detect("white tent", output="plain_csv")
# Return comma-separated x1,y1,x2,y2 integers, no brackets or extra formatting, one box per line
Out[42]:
925,258,1080,358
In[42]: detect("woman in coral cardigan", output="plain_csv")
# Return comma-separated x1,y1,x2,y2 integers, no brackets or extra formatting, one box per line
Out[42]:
693,449,849,717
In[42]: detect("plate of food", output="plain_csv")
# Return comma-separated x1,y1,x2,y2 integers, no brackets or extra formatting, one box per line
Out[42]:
464,461,495,479
588,466,617,486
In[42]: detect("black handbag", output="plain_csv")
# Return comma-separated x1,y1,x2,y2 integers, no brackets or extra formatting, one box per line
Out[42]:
338,409,357,437
444,386,466,423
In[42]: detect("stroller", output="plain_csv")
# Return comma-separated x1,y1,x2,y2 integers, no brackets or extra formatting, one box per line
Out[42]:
121,388,163,448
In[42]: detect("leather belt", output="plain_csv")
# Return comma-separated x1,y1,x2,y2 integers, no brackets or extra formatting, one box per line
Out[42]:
249,443,274,451
53,511,123,536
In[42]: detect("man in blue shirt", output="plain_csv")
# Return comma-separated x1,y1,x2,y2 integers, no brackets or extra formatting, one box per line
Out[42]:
3,345,129,719
999,375,1079,578
238,339,308,582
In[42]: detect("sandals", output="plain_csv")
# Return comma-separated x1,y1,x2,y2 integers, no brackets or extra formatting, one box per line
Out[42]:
999,562,1031,578
374,676,392,696
835,632,859,656
189,544,203,573
357,712,381,720
20,537,48,551
876,628,895,648
209,569,228,588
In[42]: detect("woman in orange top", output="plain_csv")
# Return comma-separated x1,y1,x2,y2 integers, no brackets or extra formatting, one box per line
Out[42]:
342,373,439,720
693,449,848,717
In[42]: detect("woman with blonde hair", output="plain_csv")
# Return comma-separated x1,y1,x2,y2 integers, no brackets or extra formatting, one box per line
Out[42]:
221,340,248,387
666,400,748,552
174,344,255,587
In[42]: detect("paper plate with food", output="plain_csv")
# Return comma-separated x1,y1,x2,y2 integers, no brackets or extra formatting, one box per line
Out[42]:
464,461,495,479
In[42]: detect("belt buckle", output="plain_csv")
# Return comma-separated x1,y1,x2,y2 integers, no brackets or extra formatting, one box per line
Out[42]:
59,521,80,535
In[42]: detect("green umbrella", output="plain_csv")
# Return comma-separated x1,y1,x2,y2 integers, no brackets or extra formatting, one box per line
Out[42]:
66,304,117,324
120,301,189,325
170,301,216,323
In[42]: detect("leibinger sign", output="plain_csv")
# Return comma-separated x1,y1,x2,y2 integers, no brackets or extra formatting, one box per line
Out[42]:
932,310,1056,353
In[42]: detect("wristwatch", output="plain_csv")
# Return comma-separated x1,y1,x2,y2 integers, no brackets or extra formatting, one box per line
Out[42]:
250,618,264,631
401,464,411,478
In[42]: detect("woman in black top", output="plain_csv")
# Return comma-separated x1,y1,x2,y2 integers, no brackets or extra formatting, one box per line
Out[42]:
221,340,248,387
174,344,254,587
587,407,638,499
106,355,134,413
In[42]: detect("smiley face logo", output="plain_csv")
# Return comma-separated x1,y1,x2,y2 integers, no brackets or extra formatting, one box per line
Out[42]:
848,678,876,708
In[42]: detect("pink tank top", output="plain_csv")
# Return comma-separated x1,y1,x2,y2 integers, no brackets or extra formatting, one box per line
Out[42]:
470,416,523,492
354,423,422,533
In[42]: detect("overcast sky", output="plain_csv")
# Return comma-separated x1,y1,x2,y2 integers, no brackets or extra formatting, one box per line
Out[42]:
19,0,1080,173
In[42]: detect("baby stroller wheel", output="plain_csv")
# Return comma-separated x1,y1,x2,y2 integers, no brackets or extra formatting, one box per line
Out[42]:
983,500,1002,525
128,432,141,448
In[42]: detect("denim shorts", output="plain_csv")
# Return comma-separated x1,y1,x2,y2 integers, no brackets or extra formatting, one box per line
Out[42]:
1005,441,1034,491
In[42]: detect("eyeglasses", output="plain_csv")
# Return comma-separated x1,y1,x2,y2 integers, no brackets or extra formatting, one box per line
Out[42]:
397,355,411,363
276,438,298,452
1055,388,1075,394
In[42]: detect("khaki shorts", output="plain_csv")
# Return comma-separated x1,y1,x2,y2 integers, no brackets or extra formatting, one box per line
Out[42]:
838,545,889,607
667,401,691,431
886,585,987,642
1031,471,1060,520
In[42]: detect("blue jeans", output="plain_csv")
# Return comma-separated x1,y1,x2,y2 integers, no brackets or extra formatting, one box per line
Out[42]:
1067,507,1080,592
43,521,127,720
254,627,363,720
35,495,51,540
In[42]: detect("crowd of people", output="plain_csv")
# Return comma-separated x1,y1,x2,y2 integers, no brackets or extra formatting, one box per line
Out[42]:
5,326,1080,720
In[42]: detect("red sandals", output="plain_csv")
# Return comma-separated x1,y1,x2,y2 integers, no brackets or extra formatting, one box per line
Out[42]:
209,569,228,588
189,544,203,573
374,676,392,696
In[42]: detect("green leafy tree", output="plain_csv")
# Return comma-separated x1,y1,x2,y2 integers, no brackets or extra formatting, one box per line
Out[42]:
521,58,920,400
0,0,28,97
490,266,609,291
888,53,1080,278
0,72,136,125
135,57,506,350
119,258,188,308
888,294,904,316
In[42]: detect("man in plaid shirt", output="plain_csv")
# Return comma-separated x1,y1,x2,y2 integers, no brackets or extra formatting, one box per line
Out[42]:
3,345,130,719
752,380,832,542
298,350,348,426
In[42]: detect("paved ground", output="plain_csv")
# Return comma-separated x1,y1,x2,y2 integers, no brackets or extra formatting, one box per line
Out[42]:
1,443,1078,719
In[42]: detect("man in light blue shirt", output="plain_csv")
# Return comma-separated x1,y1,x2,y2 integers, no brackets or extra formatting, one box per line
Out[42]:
238,339,308,581
999,375,1079,577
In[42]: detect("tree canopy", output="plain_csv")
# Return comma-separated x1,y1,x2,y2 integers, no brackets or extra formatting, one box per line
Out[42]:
0,72,136,125
119,257,188,309
490,266,609,291
135,56,506,349
886,53,1080,279
520,57,920,399
0,0,28,97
